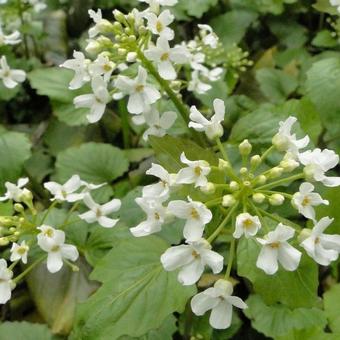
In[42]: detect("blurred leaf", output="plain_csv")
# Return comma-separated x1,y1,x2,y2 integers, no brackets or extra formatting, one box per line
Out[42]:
0,322,56,340
237,238,319,308
71,236,196,339
25,149,53,183
324,284,340,333
312,30,338,48
245,295,327,338
174,0,218,18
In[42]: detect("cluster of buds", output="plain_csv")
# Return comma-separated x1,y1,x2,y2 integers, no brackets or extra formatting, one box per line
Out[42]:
0,175,123,304
128,98,340,329
60,0,252,141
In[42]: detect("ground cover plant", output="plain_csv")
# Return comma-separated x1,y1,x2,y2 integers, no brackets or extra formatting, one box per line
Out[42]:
0,0,340,339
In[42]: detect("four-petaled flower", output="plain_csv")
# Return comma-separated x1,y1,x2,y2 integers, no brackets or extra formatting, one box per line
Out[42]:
145,10,175,40
234,213,261,239
44,175,83,202
10,241,29,264
198,24,219,48
161,238,223,285
0,259,13,304
0,177,30,202
0,56,26,89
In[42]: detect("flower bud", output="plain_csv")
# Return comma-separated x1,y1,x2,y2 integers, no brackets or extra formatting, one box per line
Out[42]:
239,167,248,176
272,134,289,151
255,175,267,185
218,158,230,170
0,237,9,246
269,194,285,206
86,40,101,54
252,193,265,204
14,203,24,213
113,10,126,24
126,52,137,62
268,167,284,179
113,21,123,33
9,227,16,233
222,195,236,207
229,181,239,191
118,48,127,56
98,19,114,33
303,165,314,182
239,139,252,156
215,279,233,295
280,159,299,172
250,155,261,167
298,228,312,243
200,182,215,194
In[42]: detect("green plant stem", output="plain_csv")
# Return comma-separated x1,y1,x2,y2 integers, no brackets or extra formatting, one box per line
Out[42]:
136,49,204,145
13,255,46,284
257,207,301,230
205,198,222,208
256,190,293,199
225,237,236,279
17,0,29,59
207,203,238,243
261,145,275,163
256,173,304,191
39,201,58,225
61,202,80,228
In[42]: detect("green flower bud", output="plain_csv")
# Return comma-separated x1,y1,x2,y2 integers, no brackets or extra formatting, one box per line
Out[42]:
218,158,230,170
268,167,284,179
250,155,261,167
200,182,216,194
14,203,24,213
252,193,265,204
229,181,239,191
269,194,285,206
222,195,236,207
239,139,252,156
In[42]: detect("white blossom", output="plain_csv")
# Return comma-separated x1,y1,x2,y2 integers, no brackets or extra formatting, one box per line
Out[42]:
0,27,21,45
0,56,26,89
74,76,110,123
144,37,189,80
330,0,340,12
88,54,115,82
161,239,223,285
139,0,178,13
191,279,247,329
114,66,161,114
44,175,83,202
300,217,340,266
234,213,261,239
60,51,91,90
272,116,309,156
167,197,212,241
37,226,79,273
188,70,212,94
146,10,174,40
256,223,302,275
79,194,121,228
198,24,219,48
0,178,30,202
10,241,29,264
130,197,167,237
176,152,211,188
189,98,225,140
292,182,329,220
0,259,13,304
142,163,177,199
299,148,340,187
88,9,111,38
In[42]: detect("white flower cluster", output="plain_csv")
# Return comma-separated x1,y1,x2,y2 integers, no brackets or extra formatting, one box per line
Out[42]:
60,0,228,141
129,98,340,329
0,175,122,304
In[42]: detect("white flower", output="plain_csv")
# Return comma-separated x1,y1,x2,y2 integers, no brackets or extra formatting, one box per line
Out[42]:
300,217,340,266
27,0,46,12
0,259,13,304
44,175,83,202
189,98,225,140
37,226,79,273
176,152,211,188
139,0,178,12
161,238,223,285
272,116,309,156
10,241,29,264
0,27,21,46
130,197,167,237
256,223,302,275
292,182,329,220
88,54,115,82
0,178,30,202
142,163,177,199
198,24,219,48
233,213,261,239
145,10,174,40
74,76,110,123
191,279,247,329
60,51,91,89
0,56,26,89
167,197,212,241
79,194,121,228
188,70,212,94
299,148,340,187
114,66,161,114
80,180,106,193
88,9,111,38
330,0,340,12
133,108,177,141
144,37,189,80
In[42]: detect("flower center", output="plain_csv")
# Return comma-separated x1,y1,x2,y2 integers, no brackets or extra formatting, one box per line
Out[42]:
315,237,320,244
96,208,102,218
190,208,200,220
154,212,160,220
192,250,200,258
194,166,202,176
161,53,169,61
135,84,144,92
269,242,280,249
51,245,60,252
17,247,27,255
302,196,310,207
44,229,54,238
103,63,112,72
61,190,67,198
156,21,163,33
243,218,253,229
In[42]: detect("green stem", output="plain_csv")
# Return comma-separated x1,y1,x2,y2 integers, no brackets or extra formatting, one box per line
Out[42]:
136,49,204,145
61,202,80,229
225,237,236,279
39,201,58,225
261,145,275,162
13,255,46,284
256,190,293,199
205,198,222,208
207,203,238,243
17,0,29,59
256,173,304,191
216,138,229,162
257,207,301,230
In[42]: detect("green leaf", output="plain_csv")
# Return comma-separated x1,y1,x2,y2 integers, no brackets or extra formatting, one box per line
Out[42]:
313,0,339,14
312,30,338,48
255,68,298,103
244,295,327,338
237,238,319,308
174,0,218,18
324,284,340,333
72,236,196,339
0,130,32,191
55,142,129,184
305,58,340,122
0,322,56,340
210,10,257,47
0,81,20,101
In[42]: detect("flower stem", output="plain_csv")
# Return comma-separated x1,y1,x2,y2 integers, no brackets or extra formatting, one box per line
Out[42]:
255,173,304,191
225,236,236,279
255,189,293,199
13,255,46,284
39,201,58,226
257,207,301,230
61,202,80,229
207,203,239,243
